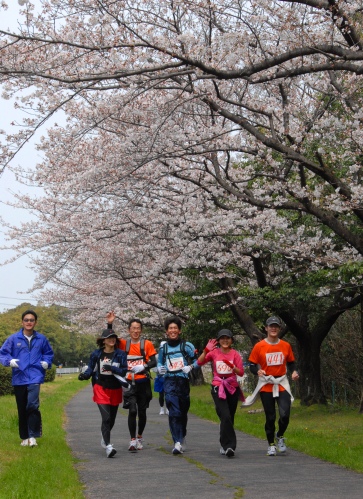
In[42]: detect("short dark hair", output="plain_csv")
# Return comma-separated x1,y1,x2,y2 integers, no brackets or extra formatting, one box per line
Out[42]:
128,318,143,329
164,316,182,331
22,309,37,321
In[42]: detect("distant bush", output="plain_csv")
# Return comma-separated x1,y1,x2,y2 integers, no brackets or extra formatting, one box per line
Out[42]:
0,365,13,396
45,365,56,382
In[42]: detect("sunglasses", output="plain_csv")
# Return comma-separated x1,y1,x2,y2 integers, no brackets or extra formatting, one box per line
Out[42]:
23,318,36,323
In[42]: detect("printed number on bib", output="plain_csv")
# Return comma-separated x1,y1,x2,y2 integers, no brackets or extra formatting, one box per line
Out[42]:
167,356,184,372
266,352,284,366
216,360,233,375
127,358,144,370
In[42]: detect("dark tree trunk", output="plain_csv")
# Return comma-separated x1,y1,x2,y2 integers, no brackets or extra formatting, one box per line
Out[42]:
295,336,327,405
190,365,204,386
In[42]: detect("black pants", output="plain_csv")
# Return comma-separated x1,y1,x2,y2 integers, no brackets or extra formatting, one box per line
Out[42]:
124,381,152,438
14,384,42,440
97,404,119,446
211,385,239,451
159,391,165,407
259,390,292,444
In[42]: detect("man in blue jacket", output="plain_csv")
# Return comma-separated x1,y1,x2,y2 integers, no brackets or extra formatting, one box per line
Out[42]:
0,309,54,447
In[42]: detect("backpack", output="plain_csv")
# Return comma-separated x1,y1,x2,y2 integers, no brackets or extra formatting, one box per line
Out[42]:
125,338,146,361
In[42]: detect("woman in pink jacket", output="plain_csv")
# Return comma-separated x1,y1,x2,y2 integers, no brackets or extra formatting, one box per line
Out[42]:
197,329,244,458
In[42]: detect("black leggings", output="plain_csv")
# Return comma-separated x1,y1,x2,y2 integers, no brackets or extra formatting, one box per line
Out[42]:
259,390,291,444
159,391,165,407
97,404,119,446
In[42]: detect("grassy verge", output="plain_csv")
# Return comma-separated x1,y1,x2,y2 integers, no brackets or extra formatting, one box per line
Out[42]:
189,384,363,473
0,374,85,499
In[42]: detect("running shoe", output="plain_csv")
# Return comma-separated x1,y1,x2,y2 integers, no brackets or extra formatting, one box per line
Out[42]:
136,437,143,450
220,447,226,455
276,433,287,453
106,444,117,458
172,442,183,454
29,437,37,447
128,439,138,451
159,406,165,415
225,448,235,458
20,439,29,446
267,444,277,456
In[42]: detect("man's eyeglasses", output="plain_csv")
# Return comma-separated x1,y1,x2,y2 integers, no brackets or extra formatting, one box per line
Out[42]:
23,319,35,323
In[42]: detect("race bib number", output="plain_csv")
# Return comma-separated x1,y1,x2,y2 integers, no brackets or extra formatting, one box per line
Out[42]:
127,356,144,370
216,360,233,375
167,355,184,372
100,358,112,375
266,352,284,366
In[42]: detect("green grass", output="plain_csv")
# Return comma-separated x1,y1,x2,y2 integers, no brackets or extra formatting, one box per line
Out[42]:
0,374,85,499
189,384,363,473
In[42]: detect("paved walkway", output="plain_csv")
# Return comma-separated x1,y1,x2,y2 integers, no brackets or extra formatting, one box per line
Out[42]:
66,384,363,499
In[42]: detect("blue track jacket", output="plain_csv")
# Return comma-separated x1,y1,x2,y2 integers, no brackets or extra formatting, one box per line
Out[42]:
0,329,54,386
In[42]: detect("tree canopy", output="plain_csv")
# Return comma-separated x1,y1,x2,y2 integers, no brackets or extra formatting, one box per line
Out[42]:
1,1,363,404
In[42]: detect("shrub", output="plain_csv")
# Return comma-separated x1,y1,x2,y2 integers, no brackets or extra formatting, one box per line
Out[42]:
0,364,13,396
45,364,56,382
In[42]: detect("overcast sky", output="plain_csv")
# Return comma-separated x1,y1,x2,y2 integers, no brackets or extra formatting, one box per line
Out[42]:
0,1,44,312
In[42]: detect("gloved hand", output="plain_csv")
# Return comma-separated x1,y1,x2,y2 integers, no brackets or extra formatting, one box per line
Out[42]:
40,361,48,369
223,360,234,369
102,364,113,372
78,372,89,381
130,364,144,373
157,365,167,375
182,365,193,374
204,339,217,353
10,359,19,368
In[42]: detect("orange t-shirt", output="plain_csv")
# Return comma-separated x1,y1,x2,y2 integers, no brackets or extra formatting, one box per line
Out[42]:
248,339,295,393
119,339,157,382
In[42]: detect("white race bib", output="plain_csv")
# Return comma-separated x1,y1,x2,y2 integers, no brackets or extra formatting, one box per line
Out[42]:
266,352,284,366
167,355,184,372
216,360,233,375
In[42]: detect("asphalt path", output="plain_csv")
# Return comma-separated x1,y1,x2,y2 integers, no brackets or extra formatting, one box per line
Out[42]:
65,384,363,499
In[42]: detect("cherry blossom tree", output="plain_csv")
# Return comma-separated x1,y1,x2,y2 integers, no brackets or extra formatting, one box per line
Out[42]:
1,0,363,405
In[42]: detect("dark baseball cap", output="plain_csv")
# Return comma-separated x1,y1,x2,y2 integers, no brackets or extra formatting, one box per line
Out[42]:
217,329,233,339
266,317,282,326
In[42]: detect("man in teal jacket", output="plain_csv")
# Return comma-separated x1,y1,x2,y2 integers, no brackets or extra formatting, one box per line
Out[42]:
0,310,54,447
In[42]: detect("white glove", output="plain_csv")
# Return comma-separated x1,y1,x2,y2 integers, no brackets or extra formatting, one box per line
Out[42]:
10,359,19,368
130,364,144,373
182,365,193,374
157,366,167,375
41,361,48,369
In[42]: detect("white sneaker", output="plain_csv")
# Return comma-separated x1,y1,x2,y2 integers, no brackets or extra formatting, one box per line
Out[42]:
220,447,226,455
106,444,117,458
172,442,183,454
101,437,107,449
165,407,169,415
20,439,29,446
136,437,143,450
159,406,165,415
128,439,137,451
276,433,287,453
267,444,277,456
29,437,37,447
